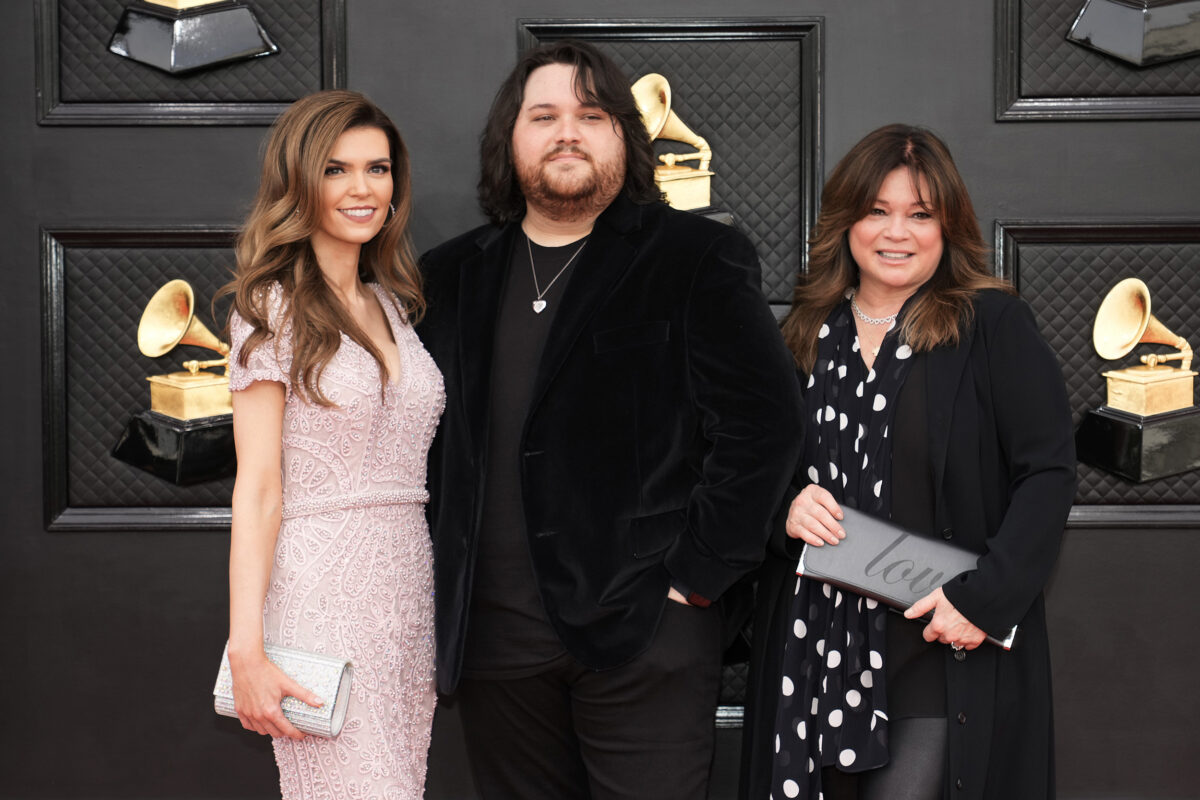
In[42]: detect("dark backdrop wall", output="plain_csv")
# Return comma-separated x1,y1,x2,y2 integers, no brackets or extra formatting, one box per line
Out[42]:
3,1,1198,798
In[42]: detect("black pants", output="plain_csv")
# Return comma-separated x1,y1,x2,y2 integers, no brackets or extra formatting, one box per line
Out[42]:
822,716,948,800
456,600,724,800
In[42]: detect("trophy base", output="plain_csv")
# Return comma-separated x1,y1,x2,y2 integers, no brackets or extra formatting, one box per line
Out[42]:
148,371,232,420
112,410,236,486
108,1,279,75
1075,406,1200,483
654,166,714,212
697,208,734,226
1066,0,1200,67
1102,365,1196,416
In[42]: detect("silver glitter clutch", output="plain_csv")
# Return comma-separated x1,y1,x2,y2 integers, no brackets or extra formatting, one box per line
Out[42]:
213,642,353,738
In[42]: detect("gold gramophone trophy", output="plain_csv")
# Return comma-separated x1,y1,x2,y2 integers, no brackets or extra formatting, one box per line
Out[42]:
111,280,237,485
138,279,232,419
632,74,715,211
1076,277,1200,482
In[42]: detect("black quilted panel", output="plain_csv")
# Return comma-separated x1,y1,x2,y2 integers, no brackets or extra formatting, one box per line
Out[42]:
720,662,748,705
63,244,235,506
1017,241,1200,504
600,40,804,303
1020,0,1200,97
58,0,322,102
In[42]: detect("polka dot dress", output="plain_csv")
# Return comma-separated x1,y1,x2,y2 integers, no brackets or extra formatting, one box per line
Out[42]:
769,294,916,799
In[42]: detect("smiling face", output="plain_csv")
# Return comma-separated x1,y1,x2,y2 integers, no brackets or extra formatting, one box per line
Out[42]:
310,125,393,255
511,62,626,221
848,166,944,304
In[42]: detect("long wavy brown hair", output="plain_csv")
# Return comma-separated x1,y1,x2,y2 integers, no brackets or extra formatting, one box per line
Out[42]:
219,90,423,405
781,124,1012,373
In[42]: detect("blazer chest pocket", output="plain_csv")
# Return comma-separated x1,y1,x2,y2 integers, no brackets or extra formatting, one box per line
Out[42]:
631,508,686,558
593,321,670,354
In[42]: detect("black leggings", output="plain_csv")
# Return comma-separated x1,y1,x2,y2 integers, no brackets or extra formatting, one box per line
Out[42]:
821,717,947,800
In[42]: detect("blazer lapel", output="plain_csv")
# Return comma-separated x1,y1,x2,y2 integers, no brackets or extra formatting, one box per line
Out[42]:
529,198,644,411
458,224,516,454
925,318,976,528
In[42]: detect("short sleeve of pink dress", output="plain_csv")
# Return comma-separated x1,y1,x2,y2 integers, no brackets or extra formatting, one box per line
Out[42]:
227,285,292,395
228,283,445,800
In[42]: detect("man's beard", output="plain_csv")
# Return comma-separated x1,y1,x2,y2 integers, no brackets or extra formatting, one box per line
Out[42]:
516,146,625,222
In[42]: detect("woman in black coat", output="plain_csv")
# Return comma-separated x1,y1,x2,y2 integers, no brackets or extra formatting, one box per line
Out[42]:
740,125,1075,800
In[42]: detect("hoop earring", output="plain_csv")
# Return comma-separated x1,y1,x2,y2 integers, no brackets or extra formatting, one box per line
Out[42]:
388,203,396,222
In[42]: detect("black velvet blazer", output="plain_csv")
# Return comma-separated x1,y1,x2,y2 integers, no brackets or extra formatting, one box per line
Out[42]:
741,290,1076,800
417,195,803,694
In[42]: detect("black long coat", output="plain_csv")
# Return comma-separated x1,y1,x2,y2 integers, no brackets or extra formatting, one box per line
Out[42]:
741,290,1076,800
417,194,803,695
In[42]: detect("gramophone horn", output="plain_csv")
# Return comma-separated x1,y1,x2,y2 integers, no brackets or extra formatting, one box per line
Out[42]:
137,279,230,359
1093,277,1187,360
632,72,672,139
630,73,712,171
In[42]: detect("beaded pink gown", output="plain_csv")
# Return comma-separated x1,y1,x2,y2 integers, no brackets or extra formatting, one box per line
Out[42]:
229,284,445,799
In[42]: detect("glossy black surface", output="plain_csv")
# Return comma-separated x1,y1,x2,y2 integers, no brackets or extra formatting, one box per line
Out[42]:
697,207,734,226
108,1,278,75
1076,405,1200,482
111,409,236,485
1067,0,1200,66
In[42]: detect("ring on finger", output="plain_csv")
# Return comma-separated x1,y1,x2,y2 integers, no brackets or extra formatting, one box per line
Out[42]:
950,642,964,652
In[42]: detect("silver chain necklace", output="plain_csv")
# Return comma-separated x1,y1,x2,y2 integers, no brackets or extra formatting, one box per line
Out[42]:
849,289,897,326
527,234,588,314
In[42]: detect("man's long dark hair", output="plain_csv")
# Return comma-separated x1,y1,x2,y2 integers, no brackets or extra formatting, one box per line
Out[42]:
478,40,661,224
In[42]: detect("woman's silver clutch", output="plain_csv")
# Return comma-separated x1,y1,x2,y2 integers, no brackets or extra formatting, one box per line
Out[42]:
213,642,353,738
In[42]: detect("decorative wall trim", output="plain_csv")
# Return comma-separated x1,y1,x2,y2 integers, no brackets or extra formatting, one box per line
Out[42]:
1067,505,1200,528
995,220,1200,286
996,0,1200,120
996,219,1200,524
34,0,346,126
42,227,236,531
518,17,823,302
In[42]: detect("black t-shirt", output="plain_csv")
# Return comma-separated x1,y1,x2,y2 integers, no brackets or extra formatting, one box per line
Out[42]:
461,233,586,678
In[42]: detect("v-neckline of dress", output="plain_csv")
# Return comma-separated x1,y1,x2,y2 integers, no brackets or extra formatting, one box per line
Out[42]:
364,283,405,390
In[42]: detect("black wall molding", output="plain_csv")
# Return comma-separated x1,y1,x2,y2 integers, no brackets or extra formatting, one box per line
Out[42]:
996,219,1200,523
42,227,237,531
35,0,346,125
996,0,1200,120
519,17,823,300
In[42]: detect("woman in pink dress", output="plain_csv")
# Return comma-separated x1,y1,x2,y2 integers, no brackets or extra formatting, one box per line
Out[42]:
223,90,444,798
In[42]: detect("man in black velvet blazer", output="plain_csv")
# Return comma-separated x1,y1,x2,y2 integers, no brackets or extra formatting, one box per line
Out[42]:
417,40,802,799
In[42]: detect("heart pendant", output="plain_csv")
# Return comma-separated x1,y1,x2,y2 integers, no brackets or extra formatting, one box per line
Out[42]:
532,300,547,314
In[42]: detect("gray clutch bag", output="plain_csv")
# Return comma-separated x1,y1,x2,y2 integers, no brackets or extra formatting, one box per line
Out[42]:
213,642,353,737
797,506,1018,650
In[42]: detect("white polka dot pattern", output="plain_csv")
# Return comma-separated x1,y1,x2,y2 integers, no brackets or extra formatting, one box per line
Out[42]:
771,298,917,799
